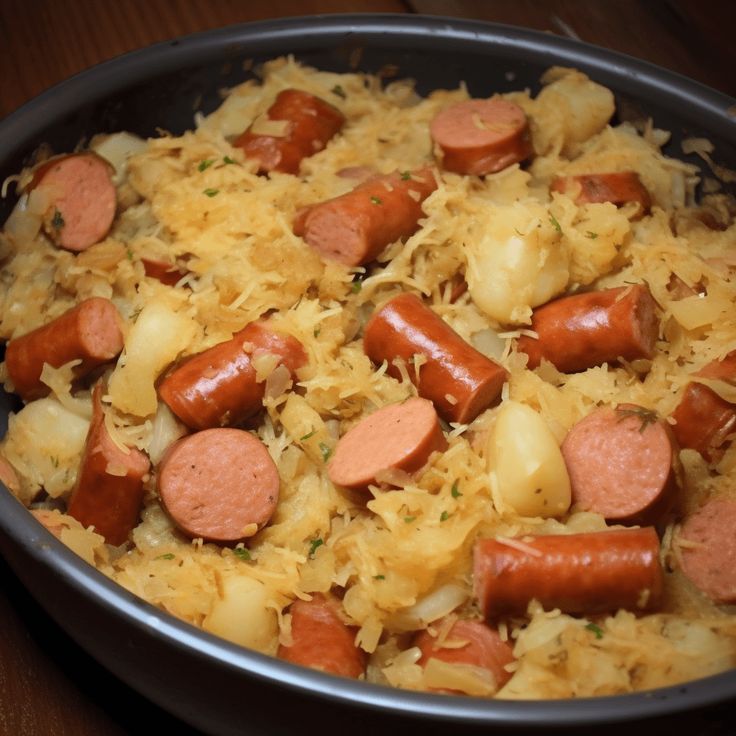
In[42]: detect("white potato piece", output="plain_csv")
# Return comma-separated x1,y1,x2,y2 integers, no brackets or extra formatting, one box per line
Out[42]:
488,401,571,518
202,574,278,654
108,295,198,417
2,397,90,501
90,132,148,184
464,202,569,324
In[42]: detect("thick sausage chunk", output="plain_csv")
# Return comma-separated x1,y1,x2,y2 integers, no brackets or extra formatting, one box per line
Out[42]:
328,397,446,490
474,527,664,618
278,594,366,678
517,284,659,373
30,153,116,251
67,384,150,545
159,321,306,431
293,168,437,266
415,618,514,693
551,172,651,217
158,428,279,542
670,350,736,462
679,497,736,604
561,404,678,524
141,257,187,286
363,293,507,424
430,99,532,176
5,297,125,401
234,89,345,174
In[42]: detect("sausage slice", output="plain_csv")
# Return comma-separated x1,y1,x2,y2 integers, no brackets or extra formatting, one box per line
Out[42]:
517,284,659,373
278,594,366,678
551,172,651,217
158,428,279,542
141,257,187,286
5,297,125,401
67,384,151,545
293,168,437,266
561,404,678,524
363,292,507,424
328,397,446,490
159,321,306,431
474,527,664,617
678,497,736,604
30,153,116,251
430,99,532,175
414,618,514,692
234,89,345,174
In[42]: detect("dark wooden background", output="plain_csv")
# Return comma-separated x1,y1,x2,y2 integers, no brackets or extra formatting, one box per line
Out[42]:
1,1,735,734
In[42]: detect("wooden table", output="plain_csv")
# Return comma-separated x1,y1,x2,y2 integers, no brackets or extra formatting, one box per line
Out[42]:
0,2,735,734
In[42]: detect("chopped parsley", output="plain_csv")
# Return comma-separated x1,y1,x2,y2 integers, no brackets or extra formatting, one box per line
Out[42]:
233,548,251,561
585,231,599,239
313,327,321,338
351,273,365,293
615,405,658,433
585,622,604,639
319,442,332,462
300,430,316,441
198,159,215,172
451,481,462,498
440,511,450,522
51,209,65,229
203,188,220,197
370,196,383,205
400,171,411,181
156,553,175,561
223,155,236,165
549,213,562,234
404,515,416,523
50,456,59,468
373,574,386,580
125,246,134,262
308,538,324,557
331,84,347,99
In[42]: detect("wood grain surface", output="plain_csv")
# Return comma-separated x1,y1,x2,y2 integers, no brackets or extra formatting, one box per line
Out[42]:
0,2,734,735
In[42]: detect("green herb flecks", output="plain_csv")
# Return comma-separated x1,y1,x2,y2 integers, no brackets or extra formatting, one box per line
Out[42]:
370,196,382,205
300,430,316,441
125,246,134,261
404,515,416,524
308,538,324,557
319,443,332,462
223,155,236,165
400,171,411,181
440,511,450,522
373,574,386,580
331,85,347,99
451,481,462,498
203,188,219,197
351,273,365,293
615,405,658,433
233,548,251,561
198,159,215,172
585,231,598,239
51,209,65,229
585,622,604,639
156,553,175,561
549,213,562,234
313,327,321,338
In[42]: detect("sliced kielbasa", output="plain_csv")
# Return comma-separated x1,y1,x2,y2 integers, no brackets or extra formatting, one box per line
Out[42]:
327,397,446,490
157,427,279,542
363,292,507,424
474,527,664,617
29,152,116,251
517,284,659,373
5,297,125,401
678,497,736,604
158,321,306,431
278,594,366,679
293,168,437,266
67,384,150,546
234,89,345,174
551,172,651,217
430,98,532,176
561,404,678,524
141,257,187,286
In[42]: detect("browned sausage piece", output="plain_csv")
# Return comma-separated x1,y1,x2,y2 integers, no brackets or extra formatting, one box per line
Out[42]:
430,99,532,176
670,350,736,462
29,153,116,251
679,497,736,604
551,172,651,217
474,527,664,618
278,594,365,679
293,168,437,266
561,404,678,524
363,293,507,424
67,384,150,545
141,257,187,286
516,284,659,373
328,397,446,490
158,321,307,431
414,618,514,692
5,297,125,401
234,89,345,175
0,455,20,495
158,428,279,542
